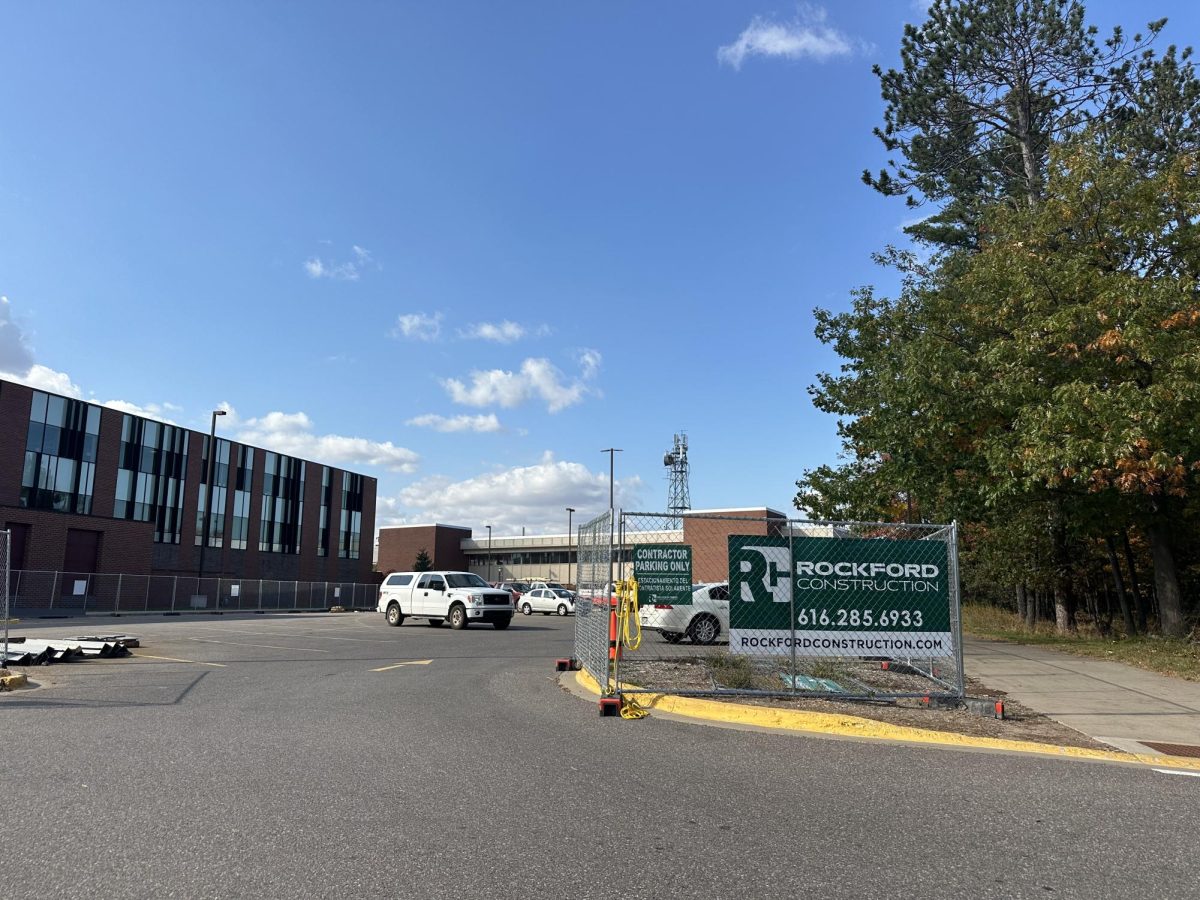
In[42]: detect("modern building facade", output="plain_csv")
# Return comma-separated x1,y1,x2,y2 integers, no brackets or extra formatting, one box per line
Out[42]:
0,378,377,582
377,507,792,586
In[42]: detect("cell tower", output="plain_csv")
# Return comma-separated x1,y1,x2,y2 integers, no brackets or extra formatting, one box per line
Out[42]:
663,432,691,524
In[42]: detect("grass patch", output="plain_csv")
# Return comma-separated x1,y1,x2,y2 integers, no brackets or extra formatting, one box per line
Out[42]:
962,602,1200,682
806,658,849,682
708,653,757,689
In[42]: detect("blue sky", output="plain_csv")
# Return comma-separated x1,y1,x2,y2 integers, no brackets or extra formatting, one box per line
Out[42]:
2,1,1197,538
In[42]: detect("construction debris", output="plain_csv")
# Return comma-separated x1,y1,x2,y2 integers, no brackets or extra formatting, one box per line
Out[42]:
1,635,138,666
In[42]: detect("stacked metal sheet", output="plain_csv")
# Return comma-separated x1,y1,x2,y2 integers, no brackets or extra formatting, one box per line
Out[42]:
1,635,137,666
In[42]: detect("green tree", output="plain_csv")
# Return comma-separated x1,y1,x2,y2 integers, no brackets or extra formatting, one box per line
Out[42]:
413,548,433,572
866,0,1163,247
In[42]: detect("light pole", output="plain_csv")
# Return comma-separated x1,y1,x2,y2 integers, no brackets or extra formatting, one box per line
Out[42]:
601,448,622,510
486,525,493,583
198,409,227,590
566,507,575,588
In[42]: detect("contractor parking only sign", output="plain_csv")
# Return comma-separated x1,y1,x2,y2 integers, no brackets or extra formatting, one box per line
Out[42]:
728,536,953,657
633,544,693,606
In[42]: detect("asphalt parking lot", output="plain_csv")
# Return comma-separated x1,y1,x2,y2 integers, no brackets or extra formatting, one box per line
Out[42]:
4,611,1197,899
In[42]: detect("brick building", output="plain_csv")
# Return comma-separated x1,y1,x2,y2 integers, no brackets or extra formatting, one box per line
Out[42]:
0,378,376,582
377,507,794,586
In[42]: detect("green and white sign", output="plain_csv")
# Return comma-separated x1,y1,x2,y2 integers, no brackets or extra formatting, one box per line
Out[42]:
633,544,692,606
728,536,953,657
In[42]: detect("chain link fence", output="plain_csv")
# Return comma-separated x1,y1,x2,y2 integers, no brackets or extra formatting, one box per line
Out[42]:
573,510,614,688
575,512,964,702
4,570,378,615
2,530,10,662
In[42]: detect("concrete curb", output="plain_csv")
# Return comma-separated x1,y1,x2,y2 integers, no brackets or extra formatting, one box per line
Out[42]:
573,670,1200,771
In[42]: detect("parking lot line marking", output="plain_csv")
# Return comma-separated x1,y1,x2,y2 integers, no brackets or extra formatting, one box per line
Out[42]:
186,638,330,653
137,653,227,668
372,660,433,672
1154,769,1200,778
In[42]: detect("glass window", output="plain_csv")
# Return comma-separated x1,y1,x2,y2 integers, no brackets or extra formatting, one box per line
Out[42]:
46,394,66,425
30,391,48,423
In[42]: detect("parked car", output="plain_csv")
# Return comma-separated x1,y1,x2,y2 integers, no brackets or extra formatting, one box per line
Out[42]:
495,581,531,602
519,588,575,616
527,580,568,593
639,582,729,644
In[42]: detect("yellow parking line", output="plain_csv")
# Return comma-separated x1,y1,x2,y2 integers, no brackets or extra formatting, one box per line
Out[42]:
137,653,227,668
372,659,433,672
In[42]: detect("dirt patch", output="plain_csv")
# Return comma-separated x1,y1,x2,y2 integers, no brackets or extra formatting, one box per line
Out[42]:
617,658,1110,751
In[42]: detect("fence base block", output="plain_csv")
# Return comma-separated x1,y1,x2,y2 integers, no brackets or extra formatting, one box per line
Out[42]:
555,657,581,672
599,697,621,717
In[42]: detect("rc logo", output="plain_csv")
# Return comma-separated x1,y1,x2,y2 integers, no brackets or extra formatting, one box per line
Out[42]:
738,545,791,604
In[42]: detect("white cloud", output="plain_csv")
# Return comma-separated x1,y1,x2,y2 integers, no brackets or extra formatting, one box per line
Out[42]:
442,357,593,413
234,410,419,473
3,363,83,398
460,320,526,343
304,245,373,281
391,312,443,341
0,296,35,374
384,451,643,532
578,348,602,380
101,400,179,424
717,7,860,70
406,413,502,433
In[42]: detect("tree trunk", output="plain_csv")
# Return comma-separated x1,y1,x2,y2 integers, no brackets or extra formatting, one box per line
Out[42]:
1053,582,1077,635
1147,515,1186,638
1049,509,1077,634
1016,583,1028,622
1014,87,1042,208
1104,535,1137,636
1025,589,1038,628
1121,529,1148,633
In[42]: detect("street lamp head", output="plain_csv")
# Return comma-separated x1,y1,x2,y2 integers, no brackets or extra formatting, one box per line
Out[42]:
566,507,575,513
214,410,227,417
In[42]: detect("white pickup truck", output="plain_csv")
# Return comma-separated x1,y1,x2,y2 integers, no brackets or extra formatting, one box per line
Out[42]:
377,571,514,630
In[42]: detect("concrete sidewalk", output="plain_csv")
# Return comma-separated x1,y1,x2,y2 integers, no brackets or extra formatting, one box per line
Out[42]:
964,637,1200,757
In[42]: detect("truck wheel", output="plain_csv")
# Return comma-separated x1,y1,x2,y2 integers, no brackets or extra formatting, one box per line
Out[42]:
386,603,404,627
493,616,512,630
449,604,468,630
427,618,443,628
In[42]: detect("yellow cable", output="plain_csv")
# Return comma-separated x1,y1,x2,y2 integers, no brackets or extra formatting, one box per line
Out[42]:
613,578,648,718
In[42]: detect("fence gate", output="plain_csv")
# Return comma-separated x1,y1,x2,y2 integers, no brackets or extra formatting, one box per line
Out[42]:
573,510,614,689
573,512,964,703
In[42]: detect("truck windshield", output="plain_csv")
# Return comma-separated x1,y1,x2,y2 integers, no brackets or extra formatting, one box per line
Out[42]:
445,573,490,588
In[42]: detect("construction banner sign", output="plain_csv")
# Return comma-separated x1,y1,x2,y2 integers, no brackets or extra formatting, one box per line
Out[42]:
727,536,953,657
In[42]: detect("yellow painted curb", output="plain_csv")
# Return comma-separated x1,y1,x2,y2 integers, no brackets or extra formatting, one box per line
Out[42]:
1,672,29,690
575,670,1200,771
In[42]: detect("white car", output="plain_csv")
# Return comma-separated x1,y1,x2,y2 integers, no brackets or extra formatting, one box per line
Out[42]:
639,582,729,645
519,588,575,616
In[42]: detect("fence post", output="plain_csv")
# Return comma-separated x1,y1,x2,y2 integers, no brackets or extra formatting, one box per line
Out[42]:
950,520,966,698
145,576,151,612
49,571,59,611
258,579,263,612
171,576,177,612
788,520,797,692
115,573,123,614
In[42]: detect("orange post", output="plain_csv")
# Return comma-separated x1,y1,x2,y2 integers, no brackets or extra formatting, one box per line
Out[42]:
608,602,621,662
